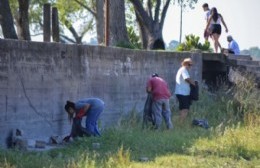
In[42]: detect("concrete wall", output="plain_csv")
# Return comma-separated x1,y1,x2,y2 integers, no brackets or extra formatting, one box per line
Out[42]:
0,39,202,147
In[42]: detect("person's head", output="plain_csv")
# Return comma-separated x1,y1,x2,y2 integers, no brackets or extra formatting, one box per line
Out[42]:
152,73,159,78
181,58,193,69
211,7,219,22
227,35,233,42
202,3,209,11
65,101,76,121
210,7,218,14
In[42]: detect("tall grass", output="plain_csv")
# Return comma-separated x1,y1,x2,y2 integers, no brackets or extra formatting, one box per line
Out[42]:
0,79,259,168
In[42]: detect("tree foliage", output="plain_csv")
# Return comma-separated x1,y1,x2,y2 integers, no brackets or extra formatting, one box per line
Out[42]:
241,47,260,61
56,0,95,43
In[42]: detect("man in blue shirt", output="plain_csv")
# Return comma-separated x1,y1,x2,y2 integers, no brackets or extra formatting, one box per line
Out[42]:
222,35,240,55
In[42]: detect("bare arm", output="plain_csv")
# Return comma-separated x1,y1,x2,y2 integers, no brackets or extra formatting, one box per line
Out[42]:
220,15,228,32
185,78,195,86
205,15,213,30
146,86,152,93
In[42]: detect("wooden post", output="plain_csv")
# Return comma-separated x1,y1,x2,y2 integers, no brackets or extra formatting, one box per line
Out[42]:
104,0,109,46
43,3,51,42
52,7,60,42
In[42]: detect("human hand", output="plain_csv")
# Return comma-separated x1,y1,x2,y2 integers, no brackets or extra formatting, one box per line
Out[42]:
225,28,228,33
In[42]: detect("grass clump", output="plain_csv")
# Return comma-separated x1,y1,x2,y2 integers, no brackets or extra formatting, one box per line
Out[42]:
189,125,260,160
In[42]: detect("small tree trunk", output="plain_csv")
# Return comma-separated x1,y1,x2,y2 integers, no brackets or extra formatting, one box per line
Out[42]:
96,0,104,44
179,2,183,43
0,0,18,39
147,23,165,50
108,0,129,46
43,3,51,42
52,7,60,42
136,11,148,49
104,0,109,46
16,0,31,40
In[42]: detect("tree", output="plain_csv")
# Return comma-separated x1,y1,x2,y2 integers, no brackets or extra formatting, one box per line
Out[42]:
8,0,50,40
72,0,104,44
129,0,171,50
56,0,95,44
74,0,129,46
0,0,18,39
241,47,260,61
16,0,31,40
167,40,179,50
176,0,198,43
108,0,130,46
7,0,95,43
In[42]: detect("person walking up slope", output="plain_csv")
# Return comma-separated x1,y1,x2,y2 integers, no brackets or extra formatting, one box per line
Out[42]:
206,7,228,53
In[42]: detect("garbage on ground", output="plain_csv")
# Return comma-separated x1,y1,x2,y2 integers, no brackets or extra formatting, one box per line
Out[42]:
192,119,209,129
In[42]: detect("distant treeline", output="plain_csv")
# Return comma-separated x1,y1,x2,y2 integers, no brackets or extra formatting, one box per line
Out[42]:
241,47,260,60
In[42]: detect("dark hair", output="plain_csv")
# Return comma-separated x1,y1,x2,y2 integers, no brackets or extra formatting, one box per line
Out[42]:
202,3,208,8
152,73,159,77
211,7,219,22
65,101,75,121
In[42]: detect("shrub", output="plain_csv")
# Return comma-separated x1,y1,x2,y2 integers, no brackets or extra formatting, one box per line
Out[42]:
176,34,212,52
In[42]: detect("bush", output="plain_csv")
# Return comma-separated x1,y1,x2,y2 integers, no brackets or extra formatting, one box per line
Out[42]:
176,34,212,52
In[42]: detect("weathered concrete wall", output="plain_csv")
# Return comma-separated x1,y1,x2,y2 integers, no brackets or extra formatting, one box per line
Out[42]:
0,39,202,147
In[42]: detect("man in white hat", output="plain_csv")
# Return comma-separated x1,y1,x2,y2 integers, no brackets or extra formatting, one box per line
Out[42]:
175,58,196,124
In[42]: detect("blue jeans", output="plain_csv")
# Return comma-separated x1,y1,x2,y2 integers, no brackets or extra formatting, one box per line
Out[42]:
152,99,173,129
85,100,104,136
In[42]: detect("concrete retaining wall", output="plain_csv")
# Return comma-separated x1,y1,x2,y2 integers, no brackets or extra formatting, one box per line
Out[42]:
0,39,202,147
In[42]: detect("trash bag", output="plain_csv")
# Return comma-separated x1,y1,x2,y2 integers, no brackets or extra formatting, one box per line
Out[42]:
190,81,199,101
142,93,155,128
192,119,209,129
71,118,91,138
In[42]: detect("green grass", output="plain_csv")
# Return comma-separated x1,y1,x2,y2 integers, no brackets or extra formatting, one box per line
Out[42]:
1,80,259,168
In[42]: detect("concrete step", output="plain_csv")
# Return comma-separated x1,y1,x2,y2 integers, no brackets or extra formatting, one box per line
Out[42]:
227,55,252,61
236,60,260,66
246,65,260,72
255,72,260,78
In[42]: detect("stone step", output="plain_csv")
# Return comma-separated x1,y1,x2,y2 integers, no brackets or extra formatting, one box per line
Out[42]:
236,60,260,66
246,65,260,72
255,72,260,78
227,55,252,61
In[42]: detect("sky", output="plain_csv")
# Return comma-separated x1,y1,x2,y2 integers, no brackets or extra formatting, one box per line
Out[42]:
163,0,260,50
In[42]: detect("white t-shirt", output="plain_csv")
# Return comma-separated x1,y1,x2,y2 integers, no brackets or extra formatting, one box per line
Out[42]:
175,66,190,96
210,14,221,24
205,10,211,22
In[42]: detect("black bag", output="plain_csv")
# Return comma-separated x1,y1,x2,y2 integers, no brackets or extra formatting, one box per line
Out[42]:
71,118,90,138
192,119,209,129
190,81,199,101
142,93,155,128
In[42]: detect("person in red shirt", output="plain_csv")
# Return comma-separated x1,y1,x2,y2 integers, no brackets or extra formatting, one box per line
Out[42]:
146,73,173,129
